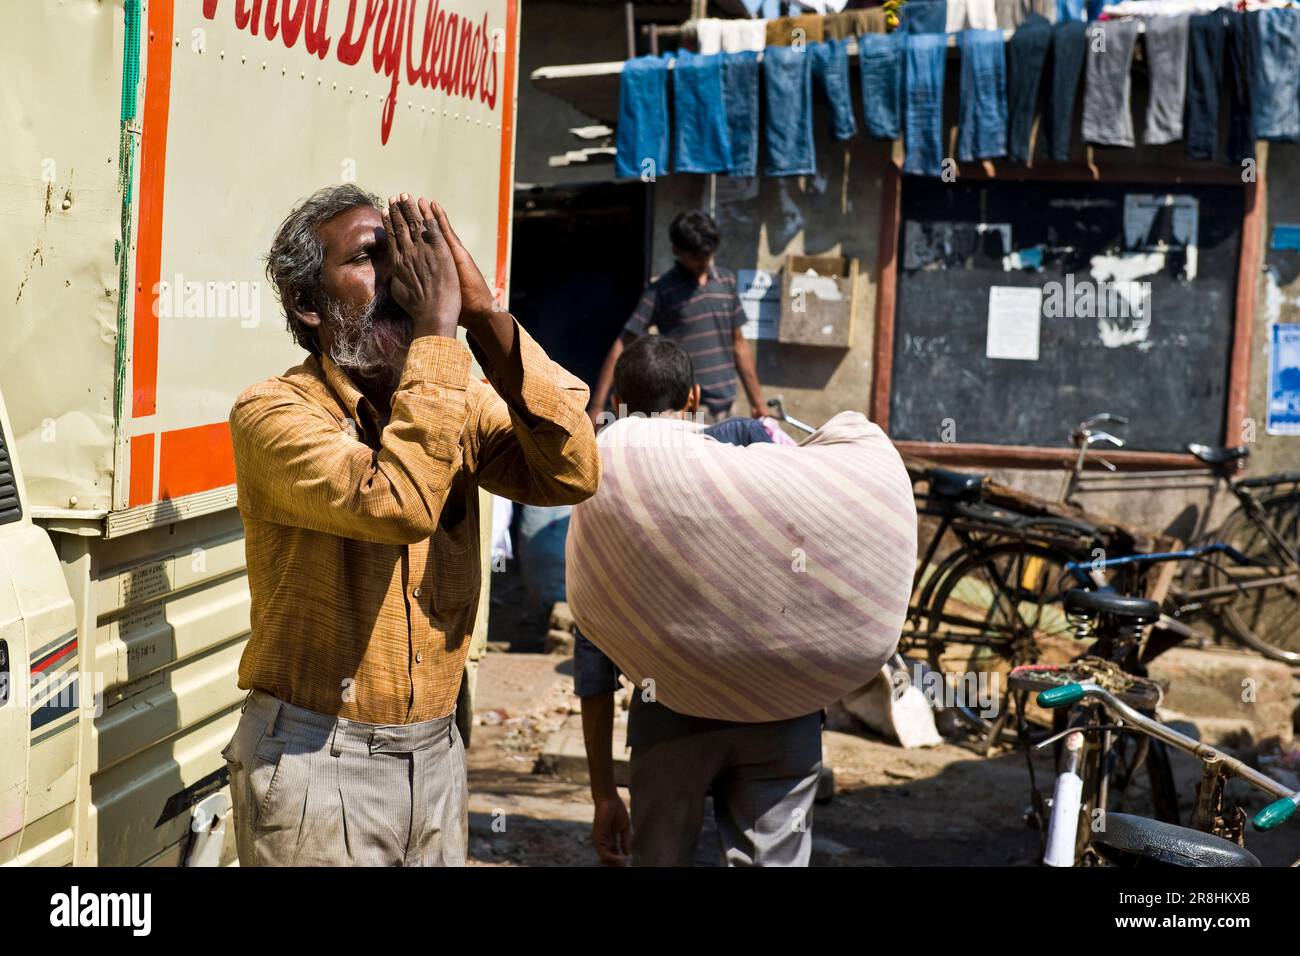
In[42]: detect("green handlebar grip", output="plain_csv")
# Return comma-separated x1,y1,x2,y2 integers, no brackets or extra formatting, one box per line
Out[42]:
1037,683,1085,708
1252,797,1298,832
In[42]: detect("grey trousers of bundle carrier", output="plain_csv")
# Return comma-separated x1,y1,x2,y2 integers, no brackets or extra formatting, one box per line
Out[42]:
222,689,468,867
629,719,822,867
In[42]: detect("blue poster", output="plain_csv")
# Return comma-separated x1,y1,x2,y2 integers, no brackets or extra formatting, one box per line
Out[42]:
1267,324,1300,436
1271,224,1300,251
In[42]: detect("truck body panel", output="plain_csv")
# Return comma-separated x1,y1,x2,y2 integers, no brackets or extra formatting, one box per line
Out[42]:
1,0,518,866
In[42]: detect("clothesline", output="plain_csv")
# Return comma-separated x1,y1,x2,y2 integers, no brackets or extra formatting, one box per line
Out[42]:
612,7,1298,181
584,20,1161,76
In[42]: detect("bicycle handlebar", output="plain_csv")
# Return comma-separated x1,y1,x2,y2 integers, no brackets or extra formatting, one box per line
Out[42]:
765,398,816,435
1076,413,1131,432
1037,682,1299,832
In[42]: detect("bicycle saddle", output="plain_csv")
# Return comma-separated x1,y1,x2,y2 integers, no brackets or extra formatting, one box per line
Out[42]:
1093,812,1260,868
1187,443,1250,466
1064,588,1160,624
928,468,987,501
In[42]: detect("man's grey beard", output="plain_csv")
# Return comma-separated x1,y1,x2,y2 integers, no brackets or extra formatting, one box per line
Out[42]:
324,288,413,390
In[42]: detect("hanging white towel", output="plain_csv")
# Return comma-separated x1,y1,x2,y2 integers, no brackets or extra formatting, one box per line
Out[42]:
696,17,724,55
792,0,851,12
1100,0,1231,14
722,18,768,52
948,0,1000,30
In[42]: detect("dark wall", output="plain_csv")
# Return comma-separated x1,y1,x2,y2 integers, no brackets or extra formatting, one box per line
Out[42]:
516,1,627,187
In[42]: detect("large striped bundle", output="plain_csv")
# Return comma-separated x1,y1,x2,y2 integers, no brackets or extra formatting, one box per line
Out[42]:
566,411,918,722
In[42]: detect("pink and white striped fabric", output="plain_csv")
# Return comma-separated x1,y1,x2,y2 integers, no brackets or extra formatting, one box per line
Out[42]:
566,412,918,722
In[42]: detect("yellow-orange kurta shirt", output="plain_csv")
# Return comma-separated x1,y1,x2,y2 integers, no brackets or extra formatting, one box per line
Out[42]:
229,322,599,724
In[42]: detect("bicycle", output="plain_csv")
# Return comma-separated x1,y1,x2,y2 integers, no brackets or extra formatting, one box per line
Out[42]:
1062,413,1300,664
1012,589,1300,867
1034,681,1299,867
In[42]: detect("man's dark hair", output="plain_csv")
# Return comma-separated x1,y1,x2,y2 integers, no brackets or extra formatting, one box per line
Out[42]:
613,336,694,415
265,183,381,354
668,210,720,257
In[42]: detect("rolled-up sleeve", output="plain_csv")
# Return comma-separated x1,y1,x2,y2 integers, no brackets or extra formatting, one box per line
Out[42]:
465,320,601,506
573,628,622,698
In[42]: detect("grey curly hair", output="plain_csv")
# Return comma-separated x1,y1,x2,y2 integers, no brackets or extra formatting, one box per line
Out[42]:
265,183,381,354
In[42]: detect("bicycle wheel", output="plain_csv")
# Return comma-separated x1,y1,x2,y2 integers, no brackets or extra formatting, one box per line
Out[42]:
1208,491,1300,663
926,541,1078,676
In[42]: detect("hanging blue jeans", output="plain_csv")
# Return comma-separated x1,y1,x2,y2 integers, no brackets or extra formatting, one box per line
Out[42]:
1006,13,1052,163
1056,0,1084,21
860,33,902,140
1225,11,1256,165
903,1,948,33
810,39,858,141
763,45,816,176
615,54,671,180
1249,8,1300,142
722,51,761,177
958,29,1008,161
672,50,732,173
1185,12,1225,161
903,33,949,177
1045,20,1087,161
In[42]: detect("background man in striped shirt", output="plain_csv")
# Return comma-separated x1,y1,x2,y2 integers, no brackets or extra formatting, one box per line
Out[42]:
587,211,765,427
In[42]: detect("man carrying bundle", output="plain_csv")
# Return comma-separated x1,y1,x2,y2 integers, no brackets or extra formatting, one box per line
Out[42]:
569,336,917,869
574,337,823,867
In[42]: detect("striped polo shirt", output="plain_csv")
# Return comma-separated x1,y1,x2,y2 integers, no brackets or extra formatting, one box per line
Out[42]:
623,262,745,412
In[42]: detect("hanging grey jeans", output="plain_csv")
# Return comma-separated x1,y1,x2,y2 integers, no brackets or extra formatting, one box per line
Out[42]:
222,689,468,867
629,716,823,867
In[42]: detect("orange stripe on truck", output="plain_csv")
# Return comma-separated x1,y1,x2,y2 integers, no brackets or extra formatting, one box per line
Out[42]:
159,422,235,500
131,0,175,418
494,0,518,301
128,433,156,507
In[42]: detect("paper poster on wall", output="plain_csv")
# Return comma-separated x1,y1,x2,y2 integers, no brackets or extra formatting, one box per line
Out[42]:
738,269,779,340
1267,323,1300,436
986,286,1042,361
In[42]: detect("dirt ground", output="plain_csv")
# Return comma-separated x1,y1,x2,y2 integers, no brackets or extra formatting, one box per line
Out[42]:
465,651,1300,867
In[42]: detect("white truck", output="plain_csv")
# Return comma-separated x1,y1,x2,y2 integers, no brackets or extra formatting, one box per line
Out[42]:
1,0,519,866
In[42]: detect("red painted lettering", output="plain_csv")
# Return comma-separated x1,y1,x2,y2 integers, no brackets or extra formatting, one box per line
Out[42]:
338,0,379,65
304,0,332,58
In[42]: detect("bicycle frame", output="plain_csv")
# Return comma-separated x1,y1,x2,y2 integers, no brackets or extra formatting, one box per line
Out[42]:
1062,416,1299,568
1039,683,1300,841
1063,541,1298,637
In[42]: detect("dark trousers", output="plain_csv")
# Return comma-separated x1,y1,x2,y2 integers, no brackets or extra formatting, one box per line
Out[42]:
1006,13,1052,164
1045,20,1086,162
629,717,822,867
1225,10,1256,165
1185,12,1225,161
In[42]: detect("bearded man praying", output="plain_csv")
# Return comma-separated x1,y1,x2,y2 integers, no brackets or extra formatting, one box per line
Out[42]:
222,185,600,866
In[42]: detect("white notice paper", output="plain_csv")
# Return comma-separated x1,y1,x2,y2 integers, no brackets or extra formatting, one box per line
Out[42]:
986,286,1042,361
738,269,780,341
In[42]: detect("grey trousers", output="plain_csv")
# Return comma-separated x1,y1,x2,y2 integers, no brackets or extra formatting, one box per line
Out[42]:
1142,14,1190,146
1080,19,1140,147
629,719,822,867
222,690,468,867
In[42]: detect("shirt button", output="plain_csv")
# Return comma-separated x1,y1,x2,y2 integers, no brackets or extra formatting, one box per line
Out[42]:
412,587,422,598
415,652,424,664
